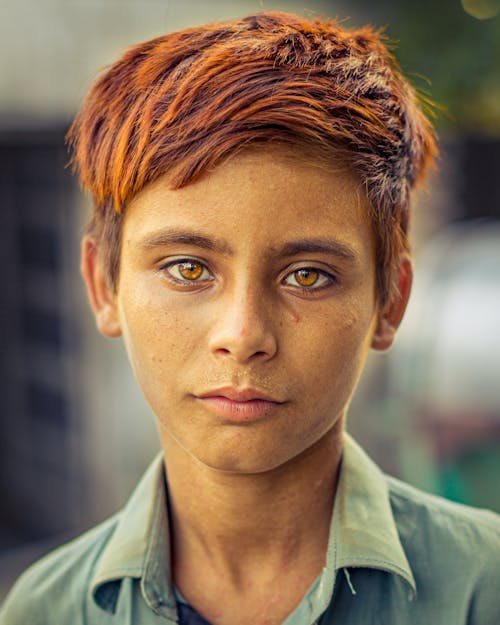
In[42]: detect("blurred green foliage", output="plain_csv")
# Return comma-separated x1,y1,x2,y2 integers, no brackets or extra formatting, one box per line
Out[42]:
342,0,500,136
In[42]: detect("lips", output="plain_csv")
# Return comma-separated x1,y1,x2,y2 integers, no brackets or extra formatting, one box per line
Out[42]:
196,387,284,421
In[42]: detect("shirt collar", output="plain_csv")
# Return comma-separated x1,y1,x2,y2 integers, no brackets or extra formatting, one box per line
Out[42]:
91,435,416,615
331,434,416,596
289,434,416,621
91,453,177,619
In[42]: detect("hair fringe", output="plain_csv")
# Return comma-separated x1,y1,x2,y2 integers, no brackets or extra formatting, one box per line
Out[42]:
67,11,438,303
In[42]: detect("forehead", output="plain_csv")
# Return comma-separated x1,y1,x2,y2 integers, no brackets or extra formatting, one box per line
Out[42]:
122,147,374,260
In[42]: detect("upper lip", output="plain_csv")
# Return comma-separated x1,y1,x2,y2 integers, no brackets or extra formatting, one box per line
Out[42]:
197,387,283,403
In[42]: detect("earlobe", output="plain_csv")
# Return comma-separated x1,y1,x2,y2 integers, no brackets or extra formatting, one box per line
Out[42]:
81,236,122,338
371,257,412,351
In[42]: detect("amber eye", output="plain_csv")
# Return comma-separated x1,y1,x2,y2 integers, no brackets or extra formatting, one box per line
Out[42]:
161,258,213,286
283,267,335,291
178,261,203,280
294,269,319,287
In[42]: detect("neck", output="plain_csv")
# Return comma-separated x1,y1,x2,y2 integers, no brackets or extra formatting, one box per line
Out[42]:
161,421,344,586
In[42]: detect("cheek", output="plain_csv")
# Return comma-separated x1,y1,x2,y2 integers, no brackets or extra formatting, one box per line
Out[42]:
118,289,201,390
297,308,374,391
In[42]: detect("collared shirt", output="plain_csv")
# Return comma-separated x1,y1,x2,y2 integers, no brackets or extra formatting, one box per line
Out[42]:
1,435,499,624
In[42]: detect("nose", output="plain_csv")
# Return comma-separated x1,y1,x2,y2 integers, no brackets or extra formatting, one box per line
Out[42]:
208,285,278,364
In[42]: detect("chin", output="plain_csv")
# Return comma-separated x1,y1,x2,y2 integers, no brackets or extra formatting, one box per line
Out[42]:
185,441,297,475
192,435,330,475
195,453,285,475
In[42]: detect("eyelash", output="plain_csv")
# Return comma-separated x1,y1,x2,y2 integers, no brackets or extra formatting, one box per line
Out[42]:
159,258,338,292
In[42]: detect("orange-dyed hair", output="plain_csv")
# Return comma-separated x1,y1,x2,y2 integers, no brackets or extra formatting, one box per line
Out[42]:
67,12,437,304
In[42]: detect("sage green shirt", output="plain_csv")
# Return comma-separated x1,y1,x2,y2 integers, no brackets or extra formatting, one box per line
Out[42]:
1,435,499,624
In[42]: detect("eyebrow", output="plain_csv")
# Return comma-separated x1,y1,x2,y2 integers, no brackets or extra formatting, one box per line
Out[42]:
277,239,358,262
137,229,234,256
137,229,358,262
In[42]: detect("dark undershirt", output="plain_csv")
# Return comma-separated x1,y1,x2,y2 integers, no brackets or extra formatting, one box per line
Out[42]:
177,600,213,625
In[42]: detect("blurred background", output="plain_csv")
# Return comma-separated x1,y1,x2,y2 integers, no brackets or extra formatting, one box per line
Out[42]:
1,0,499,601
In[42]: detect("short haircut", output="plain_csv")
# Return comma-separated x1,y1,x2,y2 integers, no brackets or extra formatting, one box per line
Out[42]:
67,11,438,304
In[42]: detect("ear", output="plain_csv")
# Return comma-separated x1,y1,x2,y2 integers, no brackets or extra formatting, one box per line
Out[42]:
81,235,122,338
371,257,412,351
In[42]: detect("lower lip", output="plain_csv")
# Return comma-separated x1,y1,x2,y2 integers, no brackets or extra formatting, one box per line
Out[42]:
197,396,279,422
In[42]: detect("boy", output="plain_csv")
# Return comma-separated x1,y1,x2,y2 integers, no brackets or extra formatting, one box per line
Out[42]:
1,11,498,625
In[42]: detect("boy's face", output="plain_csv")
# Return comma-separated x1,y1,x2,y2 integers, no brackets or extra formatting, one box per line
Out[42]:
83,149,408,473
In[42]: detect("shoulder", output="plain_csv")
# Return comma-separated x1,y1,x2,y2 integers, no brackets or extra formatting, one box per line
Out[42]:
387,474,500,547
386,476,500,623
0,514,120,625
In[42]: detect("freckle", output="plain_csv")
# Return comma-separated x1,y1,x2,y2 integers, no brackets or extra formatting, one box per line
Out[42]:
344,315,358,329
